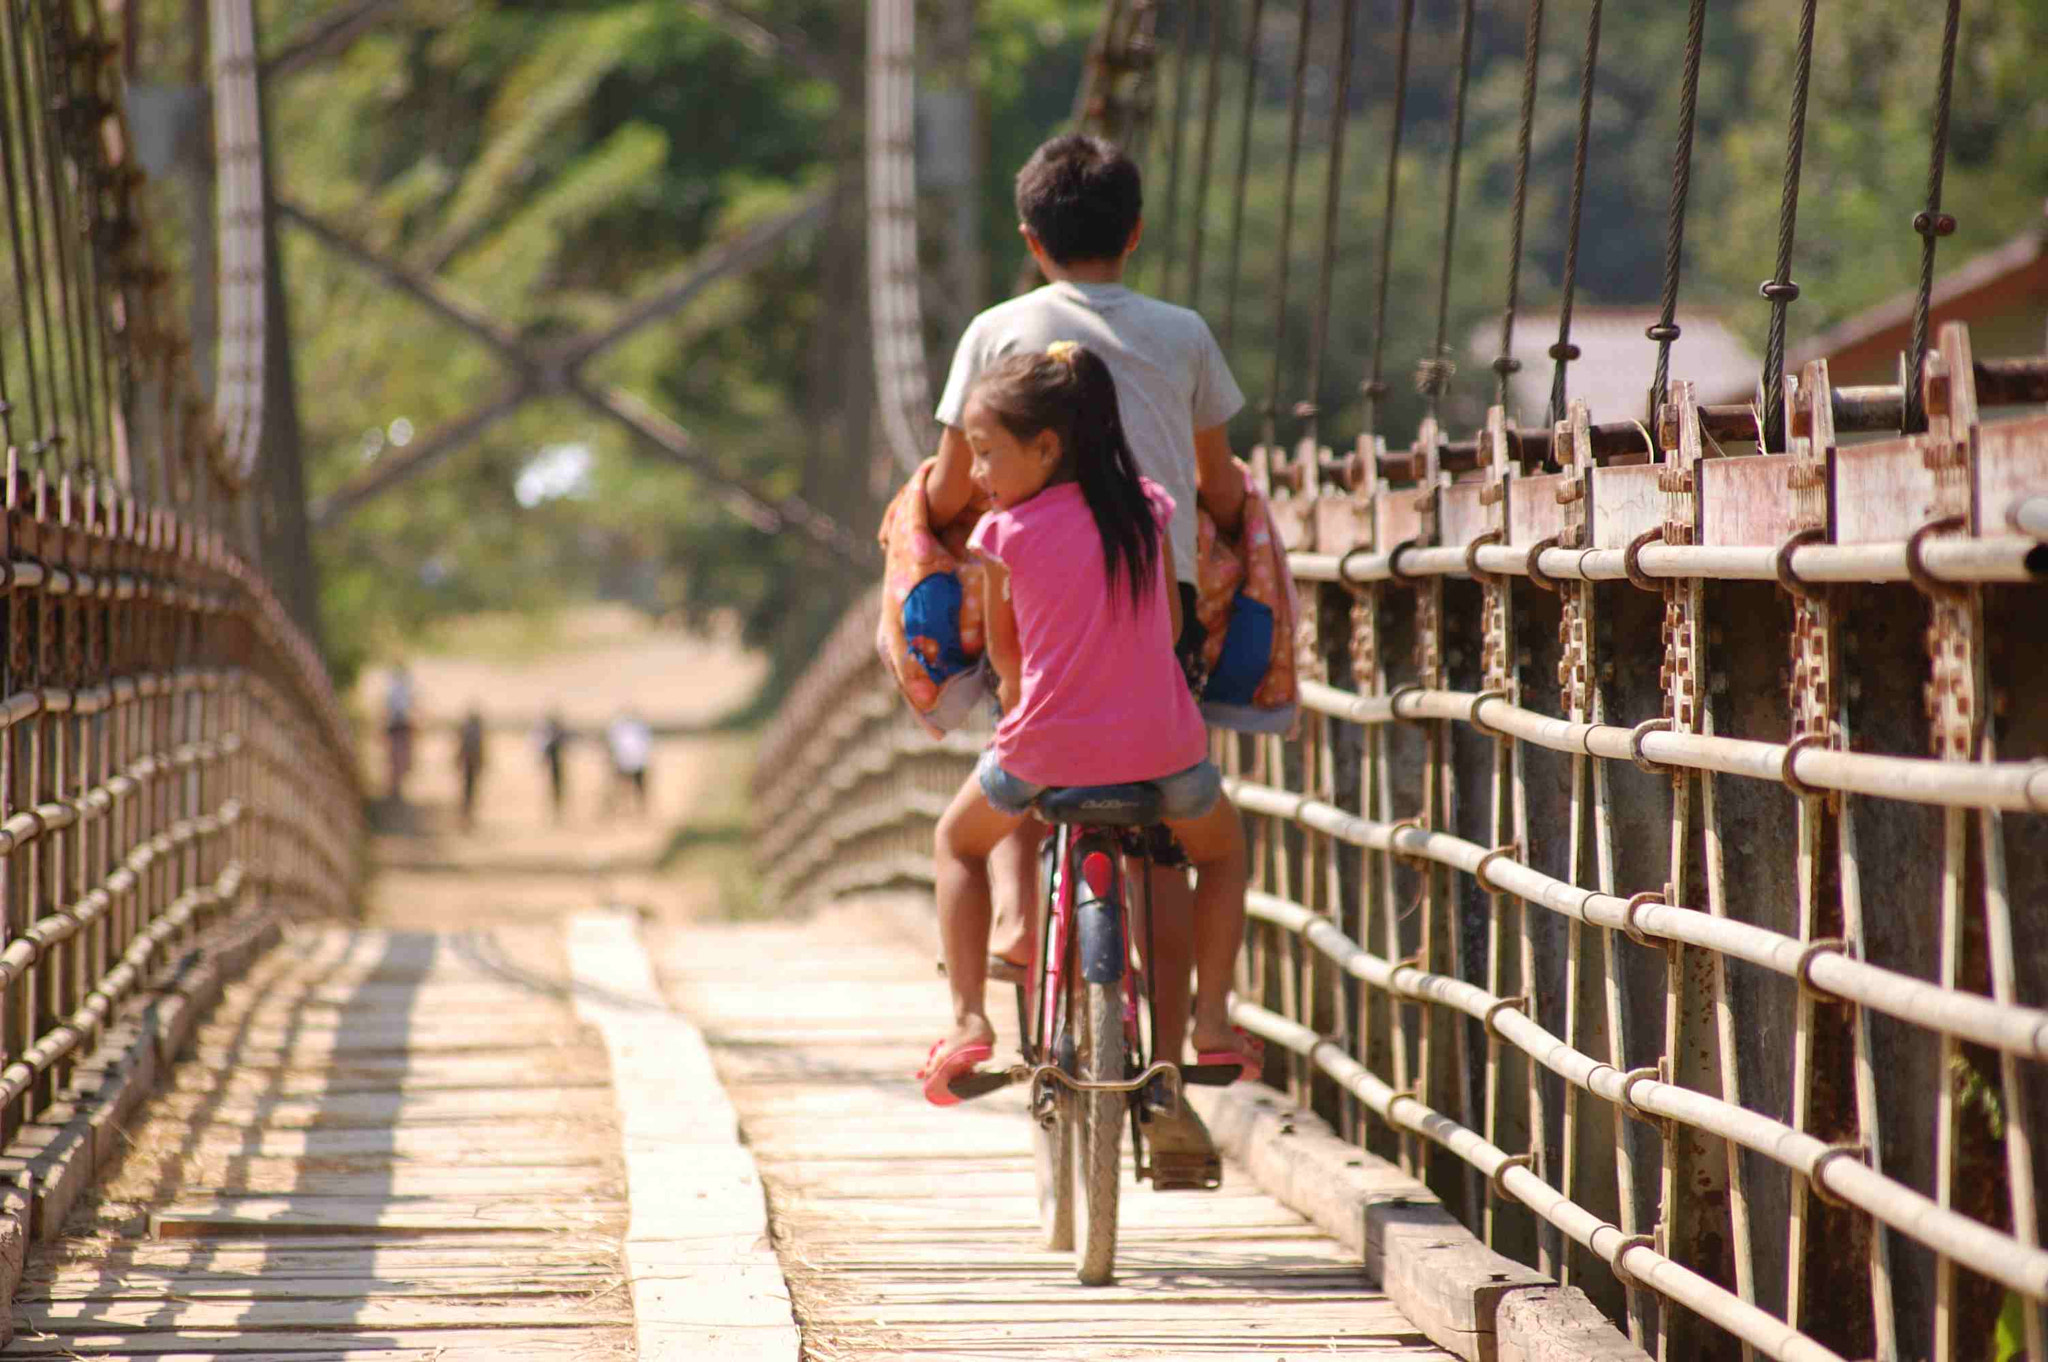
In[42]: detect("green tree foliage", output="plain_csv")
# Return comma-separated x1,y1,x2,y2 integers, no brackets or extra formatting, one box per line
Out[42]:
259,0,851,685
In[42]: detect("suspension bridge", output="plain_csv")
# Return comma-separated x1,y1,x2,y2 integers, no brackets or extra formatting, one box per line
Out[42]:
0,0,2041,1360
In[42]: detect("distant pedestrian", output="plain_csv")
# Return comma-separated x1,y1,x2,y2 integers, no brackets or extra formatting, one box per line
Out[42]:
455,706,486,828
383,663,417,804
537,711,569,822
605,710,652,817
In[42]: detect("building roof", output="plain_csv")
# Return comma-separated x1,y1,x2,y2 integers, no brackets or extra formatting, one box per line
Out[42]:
1780,220,2048,387
1468,308,1760,427
1463,216,2048,424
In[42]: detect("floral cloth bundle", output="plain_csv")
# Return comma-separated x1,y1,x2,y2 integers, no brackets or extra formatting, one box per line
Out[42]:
874,460,992,737
1189,460,1299,734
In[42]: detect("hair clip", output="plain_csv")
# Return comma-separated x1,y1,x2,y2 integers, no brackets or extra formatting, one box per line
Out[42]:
1045,340,1081,365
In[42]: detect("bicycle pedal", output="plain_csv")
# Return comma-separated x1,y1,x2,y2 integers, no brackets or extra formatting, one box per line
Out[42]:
946,1067,1016,1101
1178,1062,1240,1088
1148,1149,1223,1192
1140,1073,1179,1115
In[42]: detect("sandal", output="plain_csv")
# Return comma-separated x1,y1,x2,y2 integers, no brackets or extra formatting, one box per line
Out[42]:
1190,1027,1266,1084
916,1037,994,1107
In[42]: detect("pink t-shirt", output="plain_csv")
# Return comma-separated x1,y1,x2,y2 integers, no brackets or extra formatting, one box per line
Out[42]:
968,479,1208,788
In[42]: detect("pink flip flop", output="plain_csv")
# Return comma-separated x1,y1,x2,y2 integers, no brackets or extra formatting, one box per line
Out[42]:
1193,1028,1266,1083
917,1038,994,1107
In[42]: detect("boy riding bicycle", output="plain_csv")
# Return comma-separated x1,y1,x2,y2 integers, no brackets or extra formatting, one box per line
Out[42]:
918,135,1261,1115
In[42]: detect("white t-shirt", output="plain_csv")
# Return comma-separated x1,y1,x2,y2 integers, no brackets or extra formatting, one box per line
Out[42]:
934,281,1245,585
606,718,651,773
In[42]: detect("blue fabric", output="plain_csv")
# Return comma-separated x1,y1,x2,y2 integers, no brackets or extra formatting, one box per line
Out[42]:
1201,593,1273,706
1200,698,1298,734
902,573,971,683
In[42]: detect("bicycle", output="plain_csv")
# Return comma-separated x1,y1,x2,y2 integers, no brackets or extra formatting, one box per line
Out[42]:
946,779,1240,1285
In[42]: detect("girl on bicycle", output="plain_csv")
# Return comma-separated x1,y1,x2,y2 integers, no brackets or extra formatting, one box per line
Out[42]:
919,341,1255,1106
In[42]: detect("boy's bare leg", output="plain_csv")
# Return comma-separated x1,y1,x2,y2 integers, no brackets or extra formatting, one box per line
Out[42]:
934,774,1025,1055
1135,862,1194,1063
1138,855,1218,1180
987,822,1045,966
1165,791,1250,1057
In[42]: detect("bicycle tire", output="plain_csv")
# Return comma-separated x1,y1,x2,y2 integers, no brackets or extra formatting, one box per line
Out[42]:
1074,975,1125,1285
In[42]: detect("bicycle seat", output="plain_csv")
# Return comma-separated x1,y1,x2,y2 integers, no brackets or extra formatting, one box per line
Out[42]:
1034,782,1163,827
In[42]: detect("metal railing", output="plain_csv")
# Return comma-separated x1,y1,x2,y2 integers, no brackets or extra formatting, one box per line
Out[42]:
0,0,364,1153
752,326,2048,1362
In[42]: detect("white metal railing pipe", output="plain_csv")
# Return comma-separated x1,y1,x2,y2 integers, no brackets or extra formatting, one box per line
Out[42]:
1293,534,2043,588
1226,776,2048,1062
1295,680,2048,814
1228,1000,1850,1362
1243,890,2048,1301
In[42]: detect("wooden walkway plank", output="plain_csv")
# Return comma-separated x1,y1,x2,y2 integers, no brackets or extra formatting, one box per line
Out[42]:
565,907,802,1362
11,924,634,1359
652,898,1459,1362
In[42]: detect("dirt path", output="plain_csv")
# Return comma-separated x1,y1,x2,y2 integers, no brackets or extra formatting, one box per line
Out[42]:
353,606,765,931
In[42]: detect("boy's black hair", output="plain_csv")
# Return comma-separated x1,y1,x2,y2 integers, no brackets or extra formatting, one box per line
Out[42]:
970,345,1160,611
1014,134,1143,266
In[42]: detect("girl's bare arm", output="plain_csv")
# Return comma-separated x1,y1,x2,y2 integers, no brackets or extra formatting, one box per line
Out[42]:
982,558,1022,712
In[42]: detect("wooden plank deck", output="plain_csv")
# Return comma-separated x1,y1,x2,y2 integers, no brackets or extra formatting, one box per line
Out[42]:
11,925,634,1360
653,898,1456,1360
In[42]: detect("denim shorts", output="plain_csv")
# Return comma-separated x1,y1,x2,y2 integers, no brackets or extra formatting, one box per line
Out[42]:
976,749,1223,822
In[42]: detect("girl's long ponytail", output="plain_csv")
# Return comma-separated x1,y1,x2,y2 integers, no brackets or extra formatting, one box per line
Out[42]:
1059,346,1161,610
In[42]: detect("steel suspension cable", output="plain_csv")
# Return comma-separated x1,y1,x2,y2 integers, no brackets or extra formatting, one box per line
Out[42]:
1298,0,1358,451
1420,0,1477,424
1133,1,1174,273
4,8,56,462
1903,0,1962,435
1184,0,1229,311
51,8,112,475
78,0,118,472
866,0,931,473
1220,0,1266,349
1647,0,1707,426
1259,0,1315,446
1154,0,1199,298
1492,0,1544,413
1758,0,1818,452
1545,0,1602,430
1359,0,1415,440
34,19,94,472
1126,1,1166,171
0,50,18,452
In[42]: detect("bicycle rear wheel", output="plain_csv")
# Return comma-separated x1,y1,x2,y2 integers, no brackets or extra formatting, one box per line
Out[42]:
1074,976,1125,1285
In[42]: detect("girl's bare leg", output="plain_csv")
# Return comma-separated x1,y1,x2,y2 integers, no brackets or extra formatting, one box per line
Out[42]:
934,773,1026,1054
987,821,1047,965
1164,791,1249,1057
